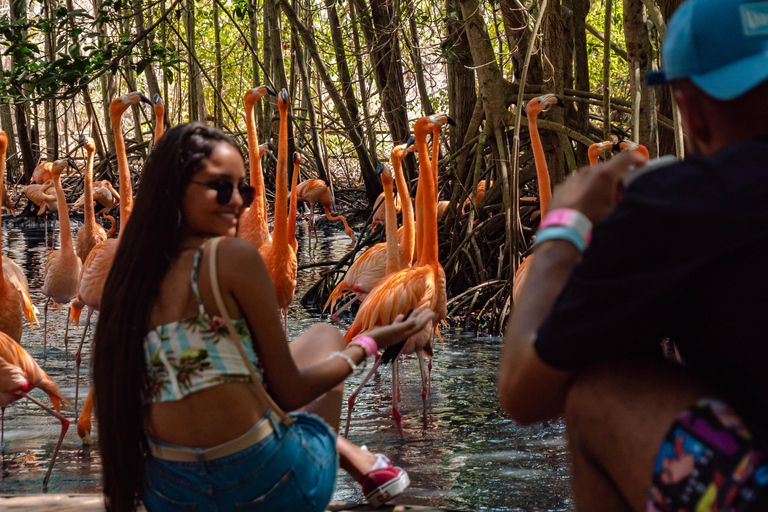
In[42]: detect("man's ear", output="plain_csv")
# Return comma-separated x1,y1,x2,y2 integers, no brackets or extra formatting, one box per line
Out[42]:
674,85,711,155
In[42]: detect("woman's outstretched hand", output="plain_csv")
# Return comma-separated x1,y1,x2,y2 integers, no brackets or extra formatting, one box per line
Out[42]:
363,309,437,350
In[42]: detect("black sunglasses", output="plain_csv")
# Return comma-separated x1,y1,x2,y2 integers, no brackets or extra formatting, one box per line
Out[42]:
189,179,256,208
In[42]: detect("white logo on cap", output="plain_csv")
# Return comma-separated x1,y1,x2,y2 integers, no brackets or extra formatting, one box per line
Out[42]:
741,3,768,36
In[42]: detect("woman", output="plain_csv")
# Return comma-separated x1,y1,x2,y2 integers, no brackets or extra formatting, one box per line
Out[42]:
93,123,434,511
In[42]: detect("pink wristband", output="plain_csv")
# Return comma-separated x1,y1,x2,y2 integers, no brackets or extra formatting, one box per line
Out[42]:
351,336,377,358
539,208,593,245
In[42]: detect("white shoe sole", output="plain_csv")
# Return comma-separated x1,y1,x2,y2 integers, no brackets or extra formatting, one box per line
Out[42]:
365,469,410,508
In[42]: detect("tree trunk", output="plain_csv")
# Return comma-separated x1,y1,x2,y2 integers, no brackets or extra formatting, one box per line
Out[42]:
43,0,58,161
280,0,381,203
572,0,590,165
265,0,296,159
262,0,274,139
326,0,360,126
543,0,567,183
499,0,543,83
405,0,434,116
623,0,657,157
0,57,21,181
9,1,35,181
185,0,206,122
94,0,117,175
350,0,410,152
214,0,223,129
350,2,377,160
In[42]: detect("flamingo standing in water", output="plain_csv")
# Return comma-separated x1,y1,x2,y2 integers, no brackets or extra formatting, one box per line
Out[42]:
0,331,70,487
324,138,417,328
239,85,277,250
74,92,151,418
0,131,38,342
42,159,83,357
296,179,356,251
512,94,563,304
344,115,451,438
259,89,297,333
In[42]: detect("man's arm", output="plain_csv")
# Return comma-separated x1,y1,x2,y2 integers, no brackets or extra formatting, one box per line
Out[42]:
498,152,647,424
498,240,579,424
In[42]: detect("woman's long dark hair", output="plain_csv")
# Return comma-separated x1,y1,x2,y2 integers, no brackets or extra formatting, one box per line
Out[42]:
93,123,242,512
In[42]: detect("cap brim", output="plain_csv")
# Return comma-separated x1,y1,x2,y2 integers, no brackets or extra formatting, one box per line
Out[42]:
690,51,768,101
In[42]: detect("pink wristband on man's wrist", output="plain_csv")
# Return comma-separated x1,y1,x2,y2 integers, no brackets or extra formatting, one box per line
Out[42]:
351,336,377,358
539,208,593,245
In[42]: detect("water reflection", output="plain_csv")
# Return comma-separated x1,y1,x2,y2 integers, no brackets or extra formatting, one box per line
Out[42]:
0,215,571,511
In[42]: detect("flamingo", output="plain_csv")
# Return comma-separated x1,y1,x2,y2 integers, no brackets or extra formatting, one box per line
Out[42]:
296,179,356,249
288,153,300,254
512,94,563,304
22,180,56,215
461,180,494,215
74,137,107,266
344,114,451,438
71,180,120,216
73,92,151,417
0,131,38,342
0,331,70,487
42,158,83,358
2,185,15,215
437,200,449,220
588,141,616,165
324,138,417,328
258,89,297,333
372,192,401,229
238,85,277,250
30,162,53,184
152,93,165,143
619,140,650,161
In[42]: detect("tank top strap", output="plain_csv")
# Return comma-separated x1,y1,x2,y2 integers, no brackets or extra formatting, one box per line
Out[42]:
190,239,212,316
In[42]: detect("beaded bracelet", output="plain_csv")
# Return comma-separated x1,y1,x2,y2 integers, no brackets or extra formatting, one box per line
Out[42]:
327,351,357,372
351,335,377,358
534,225,587,253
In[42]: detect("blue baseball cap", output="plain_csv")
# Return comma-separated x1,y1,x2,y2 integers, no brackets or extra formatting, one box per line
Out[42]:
647,0,768,100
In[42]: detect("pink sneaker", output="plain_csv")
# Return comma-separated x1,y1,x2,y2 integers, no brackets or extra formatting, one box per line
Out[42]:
361,463,410,508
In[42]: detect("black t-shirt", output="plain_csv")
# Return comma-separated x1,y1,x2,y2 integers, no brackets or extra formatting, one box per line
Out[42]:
535,136,768,442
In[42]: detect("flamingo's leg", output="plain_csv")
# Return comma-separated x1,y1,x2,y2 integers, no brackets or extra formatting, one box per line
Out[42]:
21,391,70,489
330,295,359,329
63,306,71,362
43,299,49,360
343,355,384,438
392,357,404,439
75,307,93,415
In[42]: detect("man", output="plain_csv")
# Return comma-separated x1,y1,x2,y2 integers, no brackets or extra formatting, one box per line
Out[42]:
498,1,768,510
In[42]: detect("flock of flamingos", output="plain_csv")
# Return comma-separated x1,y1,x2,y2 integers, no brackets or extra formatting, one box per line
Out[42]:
0,85,650,489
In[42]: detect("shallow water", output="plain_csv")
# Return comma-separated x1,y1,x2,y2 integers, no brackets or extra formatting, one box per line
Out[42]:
0,215,571,511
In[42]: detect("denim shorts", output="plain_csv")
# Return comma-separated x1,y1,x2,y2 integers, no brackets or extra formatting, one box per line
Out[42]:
142,411,338,512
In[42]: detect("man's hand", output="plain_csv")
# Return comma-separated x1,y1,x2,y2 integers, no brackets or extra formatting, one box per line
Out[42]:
550,152,647,224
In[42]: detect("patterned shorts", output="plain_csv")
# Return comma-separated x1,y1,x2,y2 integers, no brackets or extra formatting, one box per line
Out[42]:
648,398,768,512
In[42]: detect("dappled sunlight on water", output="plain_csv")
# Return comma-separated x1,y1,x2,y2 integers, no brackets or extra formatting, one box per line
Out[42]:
0,214,571,511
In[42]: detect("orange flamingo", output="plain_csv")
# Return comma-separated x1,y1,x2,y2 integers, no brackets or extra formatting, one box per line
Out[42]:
238,85,277,250
372,192,401,229
461,180,494,214
619,140,651,161
30,162,53,184
324,139,417,327
71,180,120,216
2,185,15,216
296,179,356,248
344,115,451,438
42,159,83,357
22,180,56,214
288,153,300,254
512,94,563,304
0,131,38,342
0,331,70,487
588,141,616,165
74,91,151,417
153,93,165,143
258,89,297,333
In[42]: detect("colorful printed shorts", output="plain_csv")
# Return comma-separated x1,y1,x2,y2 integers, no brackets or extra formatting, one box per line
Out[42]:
648,398,768,512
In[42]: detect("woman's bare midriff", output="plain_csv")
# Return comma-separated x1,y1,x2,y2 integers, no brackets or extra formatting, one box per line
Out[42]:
147,382,272,448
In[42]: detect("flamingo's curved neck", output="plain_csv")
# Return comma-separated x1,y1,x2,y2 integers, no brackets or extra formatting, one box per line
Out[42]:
288,158,299,250
154,108,164,143
527,109,552,218
111,106,132,235
415,125,438,267
83,147,96,229
272,104,288,243
0,138,6,290
392,154,414,266
53,172,74,253
382,173,400,274
245,100,269,225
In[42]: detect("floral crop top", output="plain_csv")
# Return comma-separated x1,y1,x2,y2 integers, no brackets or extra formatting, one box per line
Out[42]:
144,242,263,402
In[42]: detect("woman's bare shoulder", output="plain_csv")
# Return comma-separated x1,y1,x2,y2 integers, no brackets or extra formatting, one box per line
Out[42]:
214,237,268,274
